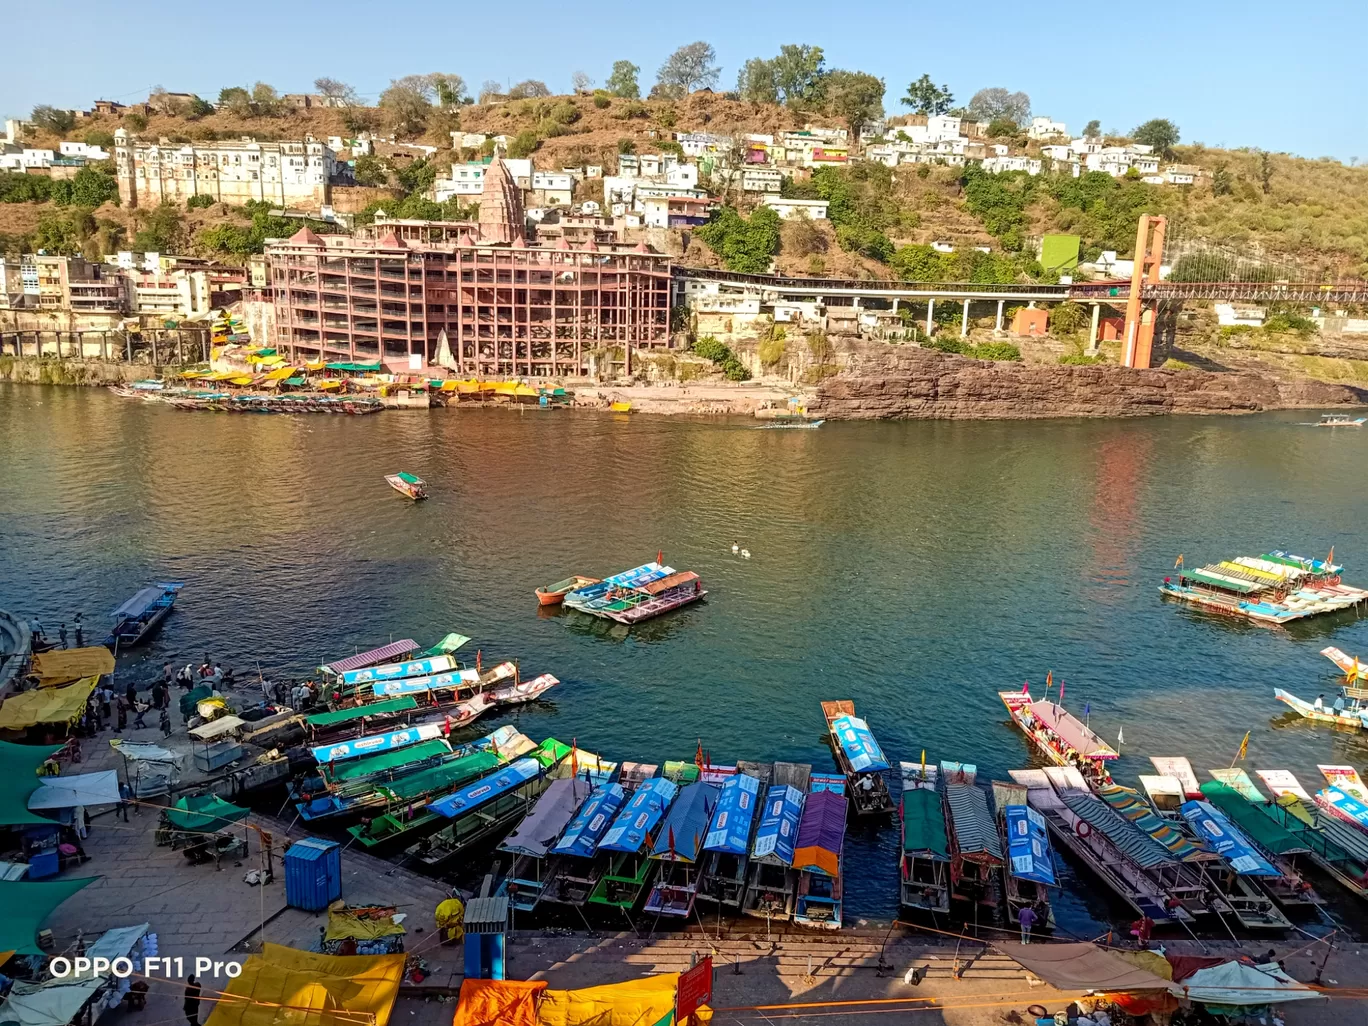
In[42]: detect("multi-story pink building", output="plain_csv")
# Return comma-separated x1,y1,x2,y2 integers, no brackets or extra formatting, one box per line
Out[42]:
267,159,672,376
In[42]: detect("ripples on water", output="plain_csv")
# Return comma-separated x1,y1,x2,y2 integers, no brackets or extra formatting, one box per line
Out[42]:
3,384,1367,927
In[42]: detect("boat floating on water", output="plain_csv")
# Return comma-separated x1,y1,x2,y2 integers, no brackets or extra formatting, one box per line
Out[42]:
562,560,706,625
1160,551,1368,625
385,473,427,500
695,764,766,913
820,701,894,816
1308,413,1367,427
104,582,184,649
792,775,847,930
992,779,1058,931
999,685,1118,786
941,762,1004,912
535,575,600,606
898,761,951,915
740,762,809,922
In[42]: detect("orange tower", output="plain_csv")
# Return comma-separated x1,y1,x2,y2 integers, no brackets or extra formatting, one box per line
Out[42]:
1122,214,1167,369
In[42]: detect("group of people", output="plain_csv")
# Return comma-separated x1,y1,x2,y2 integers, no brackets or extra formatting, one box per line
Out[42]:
84,677,172,738
169,660,234,691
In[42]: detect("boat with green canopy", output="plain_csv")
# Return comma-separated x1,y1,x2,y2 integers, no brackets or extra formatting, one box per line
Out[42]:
385,472,427,500
305,696,420,737
344,749,504,853
899,761,950,914
1197,780,1324,915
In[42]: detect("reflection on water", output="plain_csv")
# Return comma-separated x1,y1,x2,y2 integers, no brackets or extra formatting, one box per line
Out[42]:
3,384,1368,928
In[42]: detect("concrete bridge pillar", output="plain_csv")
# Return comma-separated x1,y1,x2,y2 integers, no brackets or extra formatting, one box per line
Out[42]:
961,298,970,337
1087,303,1101,354
995,299,1005,333
925,298,934,336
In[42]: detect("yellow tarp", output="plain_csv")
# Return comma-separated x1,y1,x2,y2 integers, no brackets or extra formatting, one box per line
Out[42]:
306,359,328,371
1114,950,1174,980
264,366,297,381
202,943,404,1026
452,980,545,1026
540,973,710,1026
229,376,254,386
0,677,98,730
246,353,286,366
323,903,406,942
317,380,343,391
206,371,238,381
29,648,114,688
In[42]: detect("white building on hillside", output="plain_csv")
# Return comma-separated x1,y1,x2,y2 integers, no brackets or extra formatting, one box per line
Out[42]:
761,196,829,220
1028,116,1067,140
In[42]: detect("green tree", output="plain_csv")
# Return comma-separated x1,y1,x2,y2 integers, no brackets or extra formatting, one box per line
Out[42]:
217,87,253,116
186,96,214,119
33,210,94,254
694,206,781,274
250,82,283,116
70,165,119,207
1211,163,1233,196
736,59,778,104
606,61,641,99
1258,151,1274,194
820,70,884,140
507,80,551,99
131,204,186,253
985,117,1018,139
1083,119,1102,139
771,44,826,105
1131,118,1180,156
123,112,147,132
84,129,116,149
187,194,215,210
507,131,541,159
395,157,437,194
617,138,636,155
351,154,389,187
901,74,954,115
31,105,77,133
656,41,720,97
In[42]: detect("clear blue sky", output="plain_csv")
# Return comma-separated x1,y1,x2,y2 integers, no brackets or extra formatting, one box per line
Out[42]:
8,0,1366,161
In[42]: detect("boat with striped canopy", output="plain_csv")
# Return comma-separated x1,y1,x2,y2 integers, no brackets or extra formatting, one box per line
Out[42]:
942,762,1004,910
1160,551,1368,624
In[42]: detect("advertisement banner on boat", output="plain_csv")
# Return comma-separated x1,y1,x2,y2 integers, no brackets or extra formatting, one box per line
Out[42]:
340,655,457,687
831,715,891,774
599,778,679,853
1319,786,1368,831
310,722,442,764
704,774,760,855
552,784,626,858
372,668,481,697
427,757,542,818
1005,805,1057,886
751,784,805,865
1180,800,1279,876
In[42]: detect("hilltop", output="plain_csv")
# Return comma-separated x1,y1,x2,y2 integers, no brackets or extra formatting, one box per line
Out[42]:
5,89,1368,280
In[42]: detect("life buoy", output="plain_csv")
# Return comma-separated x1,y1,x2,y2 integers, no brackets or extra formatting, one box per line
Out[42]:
1075,820,1092,838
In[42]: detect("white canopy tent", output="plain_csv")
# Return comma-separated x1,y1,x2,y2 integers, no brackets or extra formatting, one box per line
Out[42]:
27,771,122,810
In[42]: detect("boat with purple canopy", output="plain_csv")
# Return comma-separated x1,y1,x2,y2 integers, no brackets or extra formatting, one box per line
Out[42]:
792,775,847,930
319,639,421,678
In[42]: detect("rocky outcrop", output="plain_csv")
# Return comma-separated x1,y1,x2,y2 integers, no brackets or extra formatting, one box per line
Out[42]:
810,344,1368,420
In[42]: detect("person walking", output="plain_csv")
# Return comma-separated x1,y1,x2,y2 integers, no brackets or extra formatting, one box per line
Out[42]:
117,780,132,822
58,623,68,648
125,682,138,709
160,706,172,738
183,976,201,1026
98,686,113,723
1018,904,1037,944
133,700,148,729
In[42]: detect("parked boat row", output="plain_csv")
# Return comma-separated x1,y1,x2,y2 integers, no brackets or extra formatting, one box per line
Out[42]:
1159,550,1368,625
110,384,384,414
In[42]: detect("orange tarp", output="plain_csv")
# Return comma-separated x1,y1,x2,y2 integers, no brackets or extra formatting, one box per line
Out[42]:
451,980,545,1026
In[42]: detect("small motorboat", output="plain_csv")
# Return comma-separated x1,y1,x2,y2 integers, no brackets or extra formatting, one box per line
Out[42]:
385,472,428,500
535,575,599,606
1312,413,1366,427
104,582,184,649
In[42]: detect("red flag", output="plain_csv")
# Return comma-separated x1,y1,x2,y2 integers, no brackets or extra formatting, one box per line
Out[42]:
668,826,676,860
1058,679,1065,705
657,550,664,565
695,739,704,769
1021,680,1030,694
570,737,579,778
1045,670,1053,692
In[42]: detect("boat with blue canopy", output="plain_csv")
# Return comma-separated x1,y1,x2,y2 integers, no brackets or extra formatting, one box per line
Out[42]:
562,560,705,625
564,562,674,612
407,741,568,871
338,654,461,689
590,776,679,909
370,667,484,698
992,780,1058,930
645,781,721,917
1179,799,1293,931
900,760,951,914
820,701,894,816
697,764,766,912
497,775,600,911
104,583,184,649
310,722,446,766
540,783,628,906
793,780,847,930
742,762,810,921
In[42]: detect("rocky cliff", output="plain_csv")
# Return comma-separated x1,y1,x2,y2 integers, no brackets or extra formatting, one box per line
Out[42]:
809,345,1368,420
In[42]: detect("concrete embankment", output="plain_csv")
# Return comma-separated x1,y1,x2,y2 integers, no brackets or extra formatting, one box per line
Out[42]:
0,356,151,386
0,609,31,699
810,343,1368,419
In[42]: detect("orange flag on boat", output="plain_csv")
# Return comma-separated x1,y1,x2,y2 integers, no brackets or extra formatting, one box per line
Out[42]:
1174,554,1184,569
570,738,578,778
694,739,704,769
1045,670,1053,694
1351,657,1361,685
1236,731,1250,762
1327,546,1335,567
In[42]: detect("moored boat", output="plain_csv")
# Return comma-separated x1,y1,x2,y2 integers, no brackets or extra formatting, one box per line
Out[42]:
539,782,628,906
644,780,721,917
1274,687,1368,730
535,575,600,606
899,761,951,915
1000,686,1118,786
741,762,809,921
563,561,706,625
488,672,559,706
696,764,766,912
343,749,504,853
104,582,184,649
992,780,1058,931
792,775,847,930
1179,799,1294,930
589,775,679,909
319,639,421,679
497,773,601,911
385,472,427,500
941,762,1004,911
1159,551,1368,625
820,700,894,816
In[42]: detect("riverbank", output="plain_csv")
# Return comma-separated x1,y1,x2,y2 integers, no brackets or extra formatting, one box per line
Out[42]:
0,356,150,386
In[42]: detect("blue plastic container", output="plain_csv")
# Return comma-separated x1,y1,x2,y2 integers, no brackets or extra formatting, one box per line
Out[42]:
283,837,341,911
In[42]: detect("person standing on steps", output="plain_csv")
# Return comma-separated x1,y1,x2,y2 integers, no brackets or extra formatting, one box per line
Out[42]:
1018,903,1037,944
183,976,201,1026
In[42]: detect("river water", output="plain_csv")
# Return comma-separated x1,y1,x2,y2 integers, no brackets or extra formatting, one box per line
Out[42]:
3,383,1367,931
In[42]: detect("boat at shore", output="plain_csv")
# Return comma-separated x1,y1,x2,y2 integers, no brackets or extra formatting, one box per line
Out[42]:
792,775,847,930
941,762,1004,912
1159,551,1368,625
539,782,628,907
342,748,505,852
820,701,894,816
899,761,951,915
589,775,679,909
741,762,809,922
497,774,601,911
535,575,600,606
999,686,1118,785
992,780,1057,931
104,582,183,649
695,765,766,913
385,473,427,500
644,780,720,917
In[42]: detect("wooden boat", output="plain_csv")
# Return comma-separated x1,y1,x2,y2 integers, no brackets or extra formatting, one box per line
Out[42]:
564,561,706,625
405,742,568,872
1179,800,1294,930
1313,413,1367,426
1159,551,1368,625
589,776,678,909
792,775,847,930
899,761,951,915
644,780,721,917
1321,645,1368,681
695,762,767,912
999,687,1118,786
609,400,632,413
1314,766,1368,839
941,762,1004,911
820,700,894,816
385,472,427,500
535,575,600,606
539,782,629,906
488,673,558,706
318,639,422,679
103,582,184,649
1275,687,1368,729
304,696,422,743
497,775,600,911
992,780,1057,931
343,749,504,853
741,762,810,921
762,419,824,430
1010,767,1202,926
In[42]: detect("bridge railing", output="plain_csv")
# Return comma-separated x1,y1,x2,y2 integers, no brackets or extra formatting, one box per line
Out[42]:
677,267,1069,297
